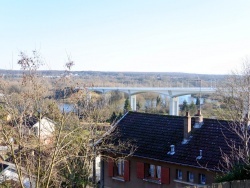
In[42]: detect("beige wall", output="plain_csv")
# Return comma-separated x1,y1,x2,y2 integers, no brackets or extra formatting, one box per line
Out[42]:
103,156,216,188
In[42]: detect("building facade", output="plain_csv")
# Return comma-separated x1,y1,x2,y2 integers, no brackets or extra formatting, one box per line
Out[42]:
100,111,241,188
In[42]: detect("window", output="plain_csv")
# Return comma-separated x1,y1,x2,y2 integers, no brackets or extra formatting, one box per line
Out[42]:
116,159,125,176
199,174,206,184
136,162,170,184
187,171,194,182
148,164,161,179
108,158,130,181
176,169,182,180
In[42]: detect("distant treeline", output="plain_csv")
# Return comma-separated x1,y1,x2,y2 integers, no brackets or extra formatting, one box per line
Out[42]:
0,69,226,87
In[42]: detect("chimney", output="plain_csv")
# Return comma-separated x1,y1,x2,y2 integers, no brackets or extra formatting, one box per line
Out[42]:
182,111,191,144
194,110,203,128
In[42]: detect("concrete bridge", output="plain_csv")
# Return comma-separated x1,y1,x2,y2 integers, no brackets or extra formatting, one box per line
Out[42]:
86,87,216,115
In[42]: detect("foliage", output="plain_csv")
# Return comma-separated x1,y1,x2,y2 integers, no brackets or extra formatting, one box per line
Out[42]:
181,100,189,112
216,164,250,182
156,96,161,107
109,91,124,104
0,180,22,188
124,98,131,113
0,52,95,187
136,101,141,110
196,97,200,106
0,51,136,188
214,60,250,181
189,101,197,115
108,112,123,124
180,100,197,116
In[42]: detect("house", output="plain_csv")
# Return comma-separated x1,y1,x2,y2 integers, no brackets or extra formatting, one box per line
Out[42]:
99,111,241,188
0,161,36,188
21,116,56,144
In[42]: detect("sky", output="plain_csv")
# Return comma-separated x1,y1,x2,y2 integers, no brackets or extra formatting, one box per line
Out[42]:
1,0,250,74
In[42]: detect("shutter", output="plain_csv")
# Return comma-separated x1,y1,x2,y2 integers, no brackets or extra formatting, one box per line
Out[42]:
161,167,170,184
108,158,114,177
136,162,144,179
124,160,130,181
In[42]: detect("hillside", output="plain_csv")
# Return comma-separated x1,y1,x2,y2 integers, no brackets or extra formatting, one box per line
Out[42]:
0,69,226,87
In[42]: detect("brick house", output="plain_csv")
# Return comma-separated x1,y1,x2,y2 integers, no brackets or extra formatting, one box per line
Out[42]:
99,111,241,188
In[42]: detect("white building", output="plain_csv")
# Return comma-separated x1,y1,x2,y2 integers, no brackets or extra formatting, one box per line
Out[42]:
0,161,36,188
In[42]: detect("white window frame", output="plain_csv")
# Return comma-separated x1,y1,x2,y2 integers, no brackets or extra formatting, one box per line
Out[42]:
177,169,182,180
156,165,161,179
188,171,194,182
200,174,206,184
117,159,124,176
148,164,161,179
149,164,156,178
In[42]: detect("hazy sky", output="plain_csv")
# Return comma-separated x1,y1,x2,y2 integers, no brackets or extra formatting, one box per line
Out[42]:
1,0,250,74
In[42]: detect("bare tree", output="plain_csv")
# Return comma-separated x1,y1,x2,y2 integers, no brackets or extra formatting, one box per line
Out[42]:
215,60,250,175
0,52,89,187
0,51,135,188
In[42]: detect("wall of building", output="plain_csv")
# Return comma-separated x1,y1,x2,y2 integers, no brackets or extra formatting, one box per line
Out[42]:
33,118,55,138
103,156,216,188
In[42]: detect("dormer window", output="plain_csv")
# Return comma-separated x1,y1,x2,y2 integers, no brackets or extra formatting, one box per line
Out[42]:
196,150,202,160
167,145,175,155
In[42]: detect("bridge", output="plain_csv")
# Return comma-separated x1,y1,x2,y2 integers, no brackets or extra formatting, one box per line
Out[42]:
86,87,216,115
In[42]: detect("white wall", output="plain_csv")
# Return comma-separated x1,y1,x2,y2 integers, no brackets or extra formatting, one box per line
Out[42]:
32,118,55,138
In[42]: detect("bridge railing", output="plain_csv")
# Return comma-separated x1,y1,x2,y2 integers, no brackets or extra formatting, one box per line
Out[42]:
89,82,217,88
87,79,218,88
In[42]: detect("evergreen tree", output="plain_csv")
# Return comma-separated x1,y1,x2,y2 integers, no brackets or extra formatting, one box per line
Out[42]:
196,97,200,106
189,101,197,115
124,98,131,113
118,112,123,119
109,112,117,124
181,100,189,112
